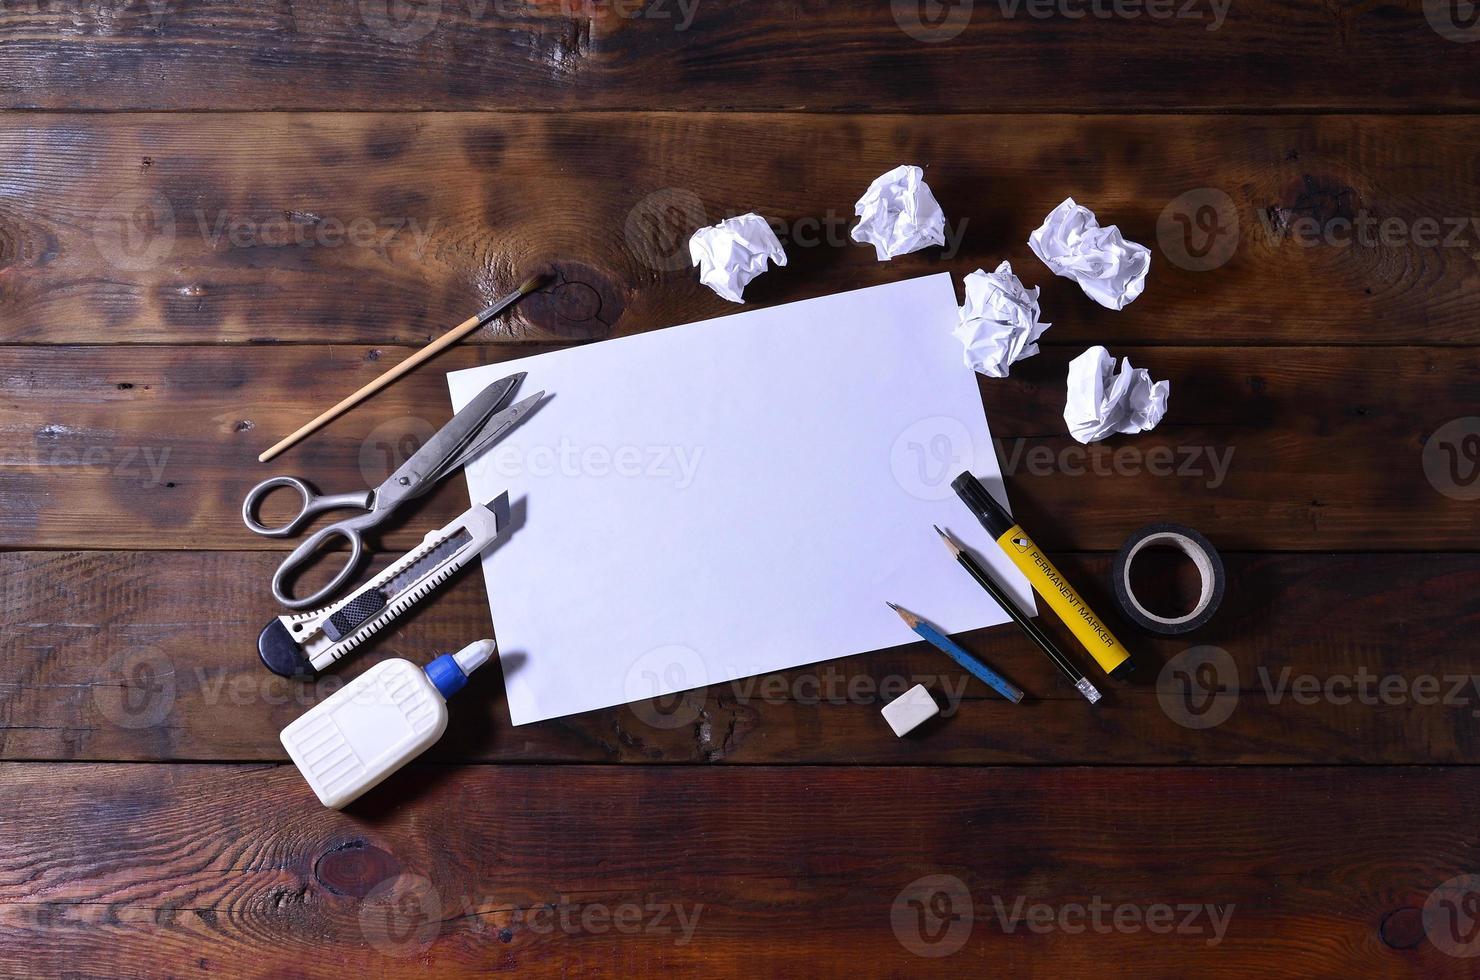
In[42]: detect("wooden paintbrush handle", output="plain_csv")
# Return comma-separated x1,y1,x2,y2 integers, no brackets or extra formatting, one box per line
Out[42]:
256,312,481,463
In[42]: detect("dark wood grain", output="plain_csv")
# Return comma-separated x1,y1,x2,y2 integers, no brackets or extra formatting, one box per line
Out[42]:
4,0,1477,971
1,763,1475,975
0,0,1478,112
4,550,1478,765
1,344,1474,552
4,113,1480,346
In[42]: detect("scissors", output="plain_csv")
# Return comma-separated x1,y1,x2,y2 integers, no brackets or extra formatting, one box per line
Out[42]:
243,372,541,609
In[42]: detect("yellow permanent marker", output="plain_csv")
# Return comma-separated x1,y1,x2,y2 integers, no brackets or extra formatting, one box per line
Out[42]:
951,472,1132,678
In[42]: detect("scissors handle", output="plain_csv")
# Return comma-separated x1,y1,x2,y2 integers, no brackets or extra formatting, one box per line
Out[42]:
242,476,374,537
270,509,383,609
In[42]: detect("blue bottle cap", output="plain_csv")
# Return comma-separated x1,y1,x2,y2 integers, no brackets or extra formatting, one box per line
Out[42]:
424,653,468,700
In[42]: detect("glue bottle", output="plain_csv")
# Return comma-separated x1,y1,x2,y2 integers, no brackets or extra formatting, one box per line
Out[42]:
280,639,495,809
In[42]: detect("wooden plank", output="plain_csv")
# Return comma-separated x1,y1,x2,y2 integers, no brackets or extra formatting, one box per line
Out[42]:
4,113,1480,346
0,344,1475,552
0,1,1477,112
5,550,1479,764
0,763,1475,974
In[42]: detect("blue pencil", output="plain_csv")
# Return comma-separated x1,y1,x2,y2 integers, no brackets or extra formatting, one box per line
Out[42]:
887,602,1025,704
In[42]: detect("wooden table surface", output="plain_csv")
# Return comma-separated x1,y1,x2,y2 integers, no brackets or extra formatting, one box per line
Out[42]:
4,2,1480,975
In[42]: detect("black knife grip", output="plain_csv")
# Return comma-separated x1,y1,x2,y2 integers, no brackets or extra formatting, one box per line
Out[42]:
323,589,389,642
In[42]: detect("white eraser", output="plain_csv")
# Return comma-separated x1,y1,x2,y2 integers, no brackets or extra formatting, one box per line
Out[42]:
881,683,940,737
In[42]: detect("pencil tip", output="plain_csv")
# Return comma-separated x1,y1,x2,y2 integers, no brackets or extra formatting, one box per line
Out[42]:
934,525,961,554
886,601,919,626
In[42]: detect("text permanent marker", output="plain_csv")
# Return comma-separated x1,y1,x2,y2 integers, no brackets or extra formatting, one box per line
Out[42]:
951,472,1133,678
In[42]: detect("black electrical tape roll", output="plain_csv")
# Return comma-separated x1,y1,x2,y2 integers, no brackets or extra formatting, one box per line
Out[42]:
1111,523,1225,635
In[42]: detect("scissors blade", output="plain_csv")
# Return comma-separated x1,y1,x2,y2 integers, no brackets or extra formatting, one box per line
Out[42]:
429,390,545,482
374,373,523,508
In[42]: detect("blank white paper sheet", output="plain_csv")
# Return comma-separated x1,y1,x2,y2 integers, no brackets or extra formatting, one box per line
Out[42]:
448,272,1034,725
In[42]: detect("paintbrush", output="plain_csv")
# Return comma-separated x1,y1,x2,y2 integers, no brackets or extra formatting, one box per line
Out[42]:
258,273,548,463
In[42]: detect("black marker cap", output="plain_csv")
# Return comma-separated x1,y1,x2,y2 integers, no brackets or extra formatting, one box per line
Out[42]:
951,472,1014,539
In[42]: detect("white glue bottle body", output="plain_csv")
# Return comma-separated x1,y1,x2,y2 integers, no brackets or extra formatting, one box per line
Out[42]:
280,639,495,809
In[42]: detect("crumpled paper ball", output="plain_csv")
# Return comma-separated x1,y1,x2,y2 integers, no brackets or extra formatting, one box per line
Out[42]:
689,213,787,303
850,164,946,261
951,261,1051,378
1063,345,1169,443
1029,197,1150,310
